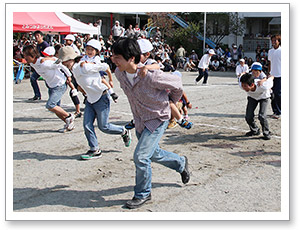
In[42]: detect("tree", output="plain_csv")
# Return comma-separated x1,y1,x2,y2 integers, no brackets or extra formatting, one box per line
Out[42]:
146,12,177,38
229,12,246,44
206,13,230,45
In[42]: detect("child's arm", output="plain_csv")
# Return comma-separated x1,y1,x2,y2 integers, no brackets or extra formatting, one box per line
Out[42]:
40,57,56,63
137,63,160,77
101,78,111,89
105,67,114,88
257,77,267,86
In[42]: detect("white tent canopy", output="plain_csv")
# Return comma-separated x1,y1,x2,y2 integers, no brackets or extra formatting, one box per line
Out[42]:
56,12,99,35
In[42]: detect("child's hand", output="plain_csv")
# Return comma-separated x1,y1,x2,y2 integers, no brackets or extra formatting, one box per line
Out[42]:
257,80,263,86
187,102,192,109
80,61,87,67
137,66,148,77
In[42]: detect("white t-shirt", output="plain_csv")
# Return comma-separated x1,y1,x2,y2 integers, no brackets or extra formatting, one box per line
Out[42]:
268,46,281,78
198,54,211,69
126,72,137,86
242,78,274,100
72,61,108,104
112,25,124,37
30,57,67,88
235,64,249,77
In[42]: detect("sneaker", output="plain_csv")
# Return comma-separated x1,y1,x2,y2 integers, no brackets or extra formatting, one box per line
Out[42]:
80,149,102,160
65,113,75,131
245,130,261,136
178,118,193,129
271,114,280,119
58,124,68,133
74,112,82,118
28,96,41,101
202,82,208,86
194,80,199,85
125,194,152,209
122,129,131,147
181,156,190,184
168,120,178,129
125,120,135,130
262,133,271,140
110,93,119,103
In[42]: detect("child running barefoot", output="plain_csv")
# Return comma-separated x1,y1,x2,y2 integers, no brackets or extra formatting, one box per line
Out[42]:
125,39,193,130
81,39,118,103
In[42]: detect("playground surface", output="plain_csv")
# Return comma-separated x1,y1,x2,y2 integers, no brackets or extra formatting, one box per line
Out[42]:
11,70,283,218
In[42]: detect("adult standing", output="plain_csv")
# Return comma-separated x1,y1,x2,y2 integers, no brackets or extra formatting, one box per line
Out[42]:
28,30,49,100
195,49,215,85
125,24,135,38
175,45,186,69
111,38,190,209
268,34,281,119
111,21,124,41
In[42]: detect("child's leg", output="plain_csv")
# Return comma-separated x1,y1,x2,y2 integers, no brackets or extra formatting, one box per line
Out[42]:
102,78,118,102
170,101,183,121
245,97,260,133
258,98,270,136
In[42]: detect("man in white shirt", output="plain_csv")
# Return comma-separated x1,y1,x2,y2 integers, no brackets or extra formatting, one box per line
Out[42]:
240,73,274,140
195,49,215,85
268,34,281,119
111,21,125,41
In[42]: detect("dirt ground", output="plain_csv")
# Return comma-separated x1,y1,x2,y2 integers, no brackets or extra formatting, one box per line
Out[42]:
12,70,282,216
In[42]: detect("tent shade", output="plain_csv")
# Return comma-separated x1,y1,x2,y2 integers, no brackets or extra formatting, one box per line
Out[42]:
13,12,70,33
13,12,99,35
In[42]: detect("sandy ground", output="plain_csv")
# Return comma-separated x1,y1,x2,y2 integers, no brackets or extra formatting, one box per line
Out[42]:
12,70,281,214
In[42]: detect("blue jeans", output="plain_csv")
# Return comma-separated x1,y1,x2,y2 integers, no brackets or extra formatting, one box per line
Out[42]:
83,93,124,151
134,120,185,199
271,77,281,115
30,71,41,97
46,83,67,109
196,68,209,83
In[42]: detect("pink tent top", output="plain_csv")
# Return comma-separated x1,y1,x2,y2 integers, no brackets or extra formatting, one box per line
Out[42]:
13,12,70,32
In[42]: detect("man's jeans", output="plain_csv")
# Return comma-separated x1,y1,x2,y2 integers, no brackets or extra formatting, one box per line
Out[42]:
271,77,281,115
30,71,41,98
83,93,124,151
245,96,270,135
134,120,185,199
196,68,208,83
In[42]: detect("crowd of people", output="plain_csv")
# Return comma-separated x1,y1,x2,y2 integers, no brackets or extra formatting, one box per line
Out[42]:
12,19,281,209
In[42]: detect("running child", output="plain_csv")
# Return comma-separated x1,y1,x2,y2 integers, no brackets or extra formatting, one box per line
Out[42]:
22,45,75,132
57,46,131,160
81,39,119,103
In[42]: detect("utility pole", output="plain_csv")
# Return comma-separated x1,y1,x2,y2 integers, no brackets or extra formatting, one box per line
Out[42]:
203,12,206,54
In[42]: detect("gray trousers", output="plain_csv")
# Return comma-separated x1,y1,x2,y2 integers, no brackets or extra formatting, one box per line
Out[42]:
245,96,270,135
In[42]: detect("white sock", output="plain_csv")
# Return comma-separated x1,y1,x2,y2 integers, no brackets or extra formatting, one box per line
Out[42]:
108,88,114,94
176,116,183,124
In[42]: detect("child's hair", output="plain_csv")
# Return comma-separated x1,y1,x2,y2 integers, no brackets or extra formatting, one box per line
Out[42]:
22,45,40,58
111,37,141,64
54,44,62,56
240,73,254,86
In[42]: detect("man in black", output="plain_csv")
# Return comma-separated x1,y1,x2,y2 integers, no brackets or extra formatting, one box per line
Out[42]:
28,30,49,100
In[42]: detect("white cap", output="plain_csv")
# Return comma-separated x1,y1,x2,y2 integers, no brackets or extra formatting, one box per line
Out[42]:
239,58,245,63
41,46,55,56
64,34,75,41
86,39,102,51
137,39,154,53
208,49,215,55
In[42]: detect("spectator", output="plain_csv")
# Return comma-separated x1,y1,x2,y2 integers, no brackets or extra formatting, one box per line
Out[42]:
238,44,244,59
184,59,197,72
189,50,199,66
155,27,161,39
125,24,135,38
211,58,220,71
175,45,186,69
140,25,148,38
133,23,141,37
106,34,114,49
236,58,249,78
231,44,239,64
64,34,81,54
111,21,124,41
